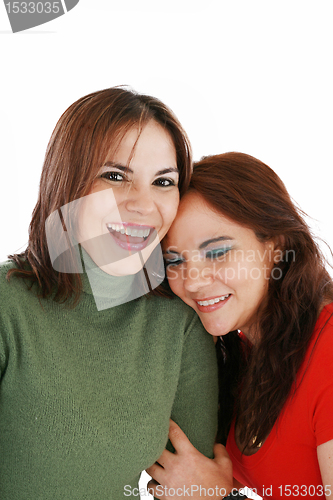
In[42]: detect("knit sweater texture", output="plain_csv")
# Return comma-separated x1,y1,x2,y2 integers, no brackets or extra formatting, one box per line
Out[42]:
0,260,218,499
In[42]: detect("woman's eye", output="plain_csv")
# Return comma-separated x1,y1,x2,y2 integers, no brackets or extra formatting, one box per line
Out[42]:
205,248,231,260
100,171,125,182
164,256,184,267
153,177,176,187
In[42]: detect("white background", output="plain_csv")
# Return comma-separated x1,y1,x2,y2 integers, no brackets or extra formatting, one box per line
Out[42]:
1,1,333,498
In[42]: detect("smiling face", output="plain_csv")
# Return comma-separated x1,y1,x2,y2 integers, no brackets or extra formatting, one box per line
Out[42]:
77,119,179,276
164,192,280,340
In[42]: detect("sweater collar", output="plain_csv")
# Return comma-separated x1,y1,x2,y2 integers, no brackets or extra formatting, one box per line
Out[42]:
80,247,136,310
78,244,165,311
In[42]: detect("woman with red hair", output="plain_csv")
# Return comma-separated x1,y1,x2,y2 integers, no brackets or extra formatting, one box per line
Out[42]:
148,152,333,499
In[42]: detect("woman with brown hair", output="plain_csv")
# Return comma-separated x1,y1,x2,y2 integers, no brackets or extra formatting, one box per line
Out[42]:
147,152,333,499
0,88,218,499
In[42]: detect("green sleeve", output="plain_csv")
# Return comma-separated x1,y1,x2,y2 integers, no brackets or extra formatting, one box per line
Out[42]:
0,264,12,378
0,325,8,378
169,312,218,458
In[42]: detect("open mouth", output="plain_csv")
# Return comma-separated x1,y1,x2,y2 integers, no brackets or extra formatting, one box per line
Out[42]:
106,223,154,252
195,293,231,312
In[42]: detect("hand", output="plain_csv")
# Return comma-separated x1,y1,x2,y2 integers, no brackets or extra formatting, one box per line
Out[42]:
146,420,233,499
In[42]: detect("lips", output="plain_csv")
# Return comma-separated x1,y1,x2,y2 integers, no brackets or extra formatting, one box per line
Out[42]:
195,293,231,313
106,222,155,252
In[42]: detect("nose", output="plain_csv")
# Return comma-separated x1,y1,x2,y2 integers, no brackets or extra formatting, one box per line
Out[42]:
124,184,155,216
183,261,214,293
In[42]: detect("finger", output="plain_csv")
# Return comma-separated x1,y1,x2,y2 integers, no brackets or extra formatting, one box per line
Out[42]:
156,447,176,468
146,448,174,473
168,419,194,454
147,480,165,500
146,462,165,483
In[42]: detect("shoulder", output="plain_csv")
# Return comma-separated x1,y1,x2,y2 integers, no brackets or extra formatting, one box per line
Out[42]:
141,293,208,337
0,260,37,313
1,259,27,288
300,303,333,388
295,304,333,395
0,259,17,277
311,303,333,353
0,260,30,368
0,260,21,296
304,303,333,445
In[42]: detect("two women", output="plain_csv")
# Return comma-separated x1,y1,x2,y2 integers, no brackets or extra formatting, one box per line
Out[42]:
4,87,331,498
0,88,218,499
147,153,333,499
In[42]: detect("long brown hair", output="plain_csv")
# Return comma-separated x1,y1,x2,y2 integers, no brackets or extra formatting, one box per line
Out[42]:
190,152,333,448
7,87,192,303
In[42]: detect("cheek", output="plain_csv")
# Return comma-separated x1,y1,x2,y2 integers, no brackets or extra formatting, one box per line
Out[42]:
166,268,184,297
160,193,179,231
88,182,122,215
213,261,240,286
79,200,102,229
240,263,270,307
77,201,93,241
77,195,116,242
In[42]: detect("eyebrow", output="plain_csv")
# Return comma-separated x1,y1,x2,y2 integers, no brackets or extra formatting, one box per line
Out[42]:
163,236,234,255
103,162,132,173
103,161,179,176
198,236,234,249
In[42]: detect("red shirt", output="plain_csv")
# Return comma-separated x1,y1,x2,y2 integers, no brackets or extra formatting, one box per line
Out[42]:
226,303,333,499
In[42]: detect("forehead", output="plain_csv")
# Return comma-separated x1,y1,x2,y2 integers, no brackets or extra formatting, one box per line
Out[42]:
111,120,177,169
165,192,254,249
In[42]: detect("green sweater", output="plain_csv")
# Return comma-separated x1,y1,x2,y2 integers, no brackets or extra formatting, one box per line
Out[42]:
0,260,218,499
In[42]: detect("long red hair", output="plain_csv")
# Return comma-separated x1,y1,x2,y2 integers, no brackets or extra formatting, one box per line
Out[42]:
190,152,333,448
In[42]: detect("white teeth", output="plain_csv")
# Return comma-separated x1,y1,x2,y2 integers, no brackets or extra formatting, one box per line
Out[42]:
197,294,230,306
107,224,151,238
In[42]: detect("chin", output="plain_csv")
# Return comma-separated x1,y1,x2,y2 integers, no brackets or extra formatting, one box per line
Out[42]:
100,254,144,276
199,318,233,337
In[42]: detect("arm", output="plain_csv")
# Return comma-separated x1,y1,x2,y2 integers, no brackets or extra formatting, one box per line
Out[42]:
318,439,333,500
167,312,219,458
146,312,221,500
147,420,233,500
311,315,333,499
